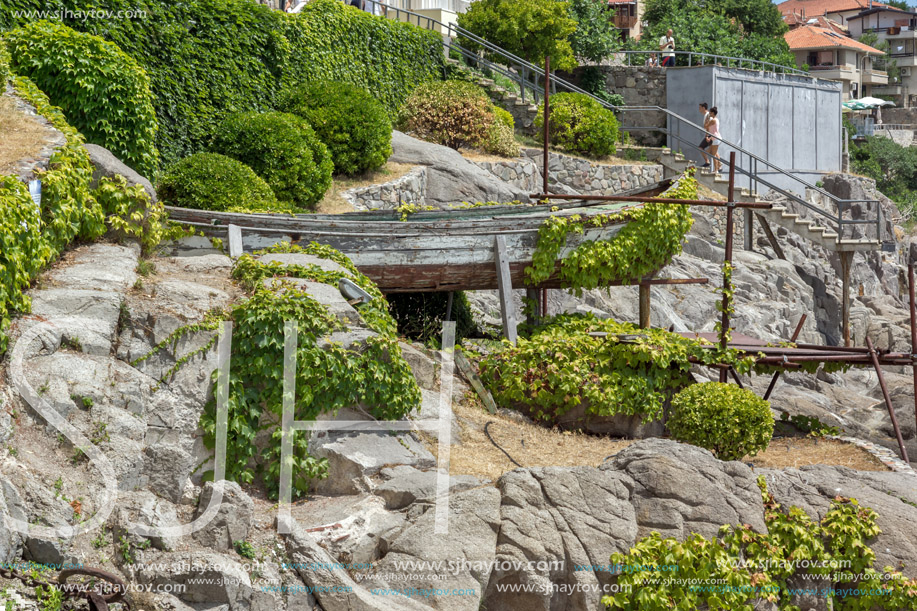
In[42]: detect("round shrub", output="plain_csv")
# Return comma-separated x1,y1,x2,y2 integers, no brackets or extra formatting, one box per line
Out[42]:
482,106,520,158
668,382,774,461
6,20,159,177
157,153,290,213
398,80,495,150
534,92,619,158
281,81,392,176
211,111,333,210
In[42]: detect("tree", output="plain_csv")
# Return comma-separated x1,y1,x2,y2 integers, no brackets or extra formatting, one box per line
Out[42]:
887,0,911,10
638,0,794,68
457,0,578,70
568,0,621,63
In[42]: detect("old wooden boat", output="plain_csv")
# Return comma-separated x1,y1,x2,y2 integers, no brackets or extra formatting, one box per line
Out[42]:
166,182,672,293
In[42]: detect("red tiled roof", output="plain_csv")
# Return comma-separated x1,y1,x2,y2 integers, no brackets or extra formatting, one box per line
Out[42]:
785,12,849,34
784,24,886,53
776,0,889,17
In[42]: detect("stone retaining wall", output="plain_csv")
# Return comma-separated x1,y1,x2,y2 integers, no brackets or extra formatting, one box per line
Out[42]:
522,148,664,195
472,156,541,193
694,204,745,241
4,84,67,183
342,166,426,211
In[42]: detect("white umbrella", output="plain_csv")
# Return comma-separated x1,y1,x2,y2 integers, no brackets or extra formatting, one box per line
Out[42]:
854,96,896,108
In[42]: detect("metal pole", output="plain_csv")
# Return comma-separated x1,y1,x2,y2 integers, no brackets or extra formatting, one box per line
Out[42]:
719,152,737,384
763,314,807,401
866,336,910,463
543,55,550,198
909,263,917,443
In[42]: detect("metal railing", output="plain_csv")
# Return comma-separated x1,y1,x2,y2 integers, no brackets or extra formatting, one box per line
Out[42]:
613,50,807,75
378,2,883,242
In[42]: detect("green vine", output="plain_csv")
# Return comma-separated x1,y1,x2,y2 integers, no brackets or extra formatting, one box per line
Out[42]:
478,313,756,424
525,170,696,294
199,242,420,498
602,478,917,610
714,260,735,345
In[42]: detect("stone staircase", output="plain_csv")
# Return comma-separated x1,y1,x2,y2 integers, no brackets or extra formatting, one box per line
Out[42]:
659,149,881,253
445,58,539,133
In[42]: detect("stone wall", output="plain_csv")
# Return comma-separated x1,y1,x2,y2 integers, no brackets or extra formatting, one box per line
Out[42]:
879,107,917,125
522,148,664,195
342,166,426,211
472,156,542,193
4,84,67,183
694,205,745,242
561,65,668,147
873,128,914,147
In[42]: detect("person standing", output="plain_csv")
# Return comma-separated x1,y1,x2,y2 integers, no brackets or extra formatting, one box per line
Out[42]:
698,102,712,168
707,107,722,174
659,29,675,67
645,53,659,68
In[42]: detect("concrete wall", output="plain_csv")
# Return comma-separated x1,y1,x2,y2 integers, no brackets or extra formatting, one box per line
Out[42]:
665,66,843,192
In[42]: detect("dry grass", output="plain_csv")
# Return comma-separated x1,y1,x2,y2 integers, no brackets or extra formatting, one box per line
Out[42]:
744,437,889,472
422,400,889,482
315,162,416,214
0,96,50,175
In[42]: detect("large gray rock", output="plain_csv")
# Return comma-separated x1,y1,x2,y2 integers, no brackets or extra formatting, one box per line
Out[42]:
85,143,157,202
142,443,194,502
390,131,526,208
373,465,481,510
762,466,917,578
192,480,254,551
309,432,435,495
135,551,254,607
264,277,361,324
108,490,180,552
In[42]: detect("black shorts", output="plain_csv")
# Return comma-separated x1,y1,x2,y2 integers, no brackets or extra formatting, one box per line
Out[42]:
699,136,711,149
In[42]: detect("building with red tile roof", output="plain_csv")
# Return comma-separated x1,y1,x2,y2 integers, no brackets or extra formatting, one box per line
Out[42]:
777,0,890,26
785,24,888,99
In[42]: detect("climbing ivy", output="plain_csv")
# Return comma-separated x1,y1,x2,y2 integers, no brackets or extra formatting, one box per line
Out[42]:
478,313,756,424
602,478,917,610
526,171,696,293
200,242,421,498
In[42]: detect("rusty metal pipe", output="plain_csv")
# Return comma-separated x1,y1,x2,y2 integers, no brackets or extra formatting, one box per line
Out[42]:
910,263,917,443
763,314,807,401
529,193,773,209
719,153,737,383
866,336,910,463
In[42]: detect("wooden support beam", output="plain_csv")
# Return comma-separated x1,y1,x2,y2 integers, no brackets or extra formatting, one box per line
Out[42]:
494,235,518,344
227,224,243,258
744,208,754,252
866,337,910,463
639,283,651,329
755,213,786,261
910,263,917,446
763,314,807,401
840,251,853,347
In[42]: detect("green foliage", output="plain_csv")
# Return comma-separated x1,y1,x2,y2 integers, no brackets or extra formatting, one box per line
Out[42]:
0,0,443,168
535,92,619,158
6,20,158,176
398,80,495,151
211,111,332,210
234,540,257,560
0,76,110,353
157,153,289,214
35,584,63,611
668,382,773,461
850,135,917,219
479,313,756,425
0,40,10,85
778,411,841,438
280,81,392,176
93,175,175,255
457,0,578,70
634,0,794,69
569,0,620,62
483,106,521,157
200,242,420,498
387,291,478,346
579,66,624,107
603,479,917,610
526,173,695,292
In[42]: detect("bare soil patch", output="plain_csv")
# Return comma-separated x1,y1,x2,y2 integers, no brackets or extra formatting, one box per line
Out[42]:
745,437,890,472
315,162,417,214
0,95,51,175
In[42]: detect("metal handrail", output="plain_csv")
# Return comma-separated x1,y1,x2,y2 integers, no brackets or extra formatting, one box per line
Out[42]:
377,1,883,242
613,50,807,75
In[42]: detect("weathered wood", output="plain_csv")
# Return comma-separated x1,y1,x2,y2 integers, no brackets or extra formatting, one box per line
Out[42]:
755,213,786,261
227,224,243,258
744,208,753,251
455,352,497,414
638,283,651,329
840,251,853,347
494,235,518,343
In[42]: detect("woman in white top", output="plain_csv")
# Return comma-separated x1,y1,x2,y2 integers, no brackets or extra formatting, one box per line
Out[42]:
706,107,722,174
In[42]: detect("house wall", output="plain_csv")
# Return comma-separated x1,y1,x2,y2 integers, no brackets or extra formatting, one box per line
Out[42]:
665,66,843,192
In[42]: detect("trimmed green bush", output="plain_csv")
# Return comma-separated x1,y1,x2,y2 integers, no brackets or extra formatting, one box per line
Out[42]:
211,111,332,210
398,80,495,150
281,81,392,176
157,153,288,213
5,20,158,176
668,382,774,461
482,106,520,157
0,0,445,167
534,92,619,159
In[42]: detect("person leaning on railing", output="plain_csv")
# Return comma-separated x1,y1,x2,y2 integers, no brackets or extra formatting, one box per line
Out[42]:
659,29,675,67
